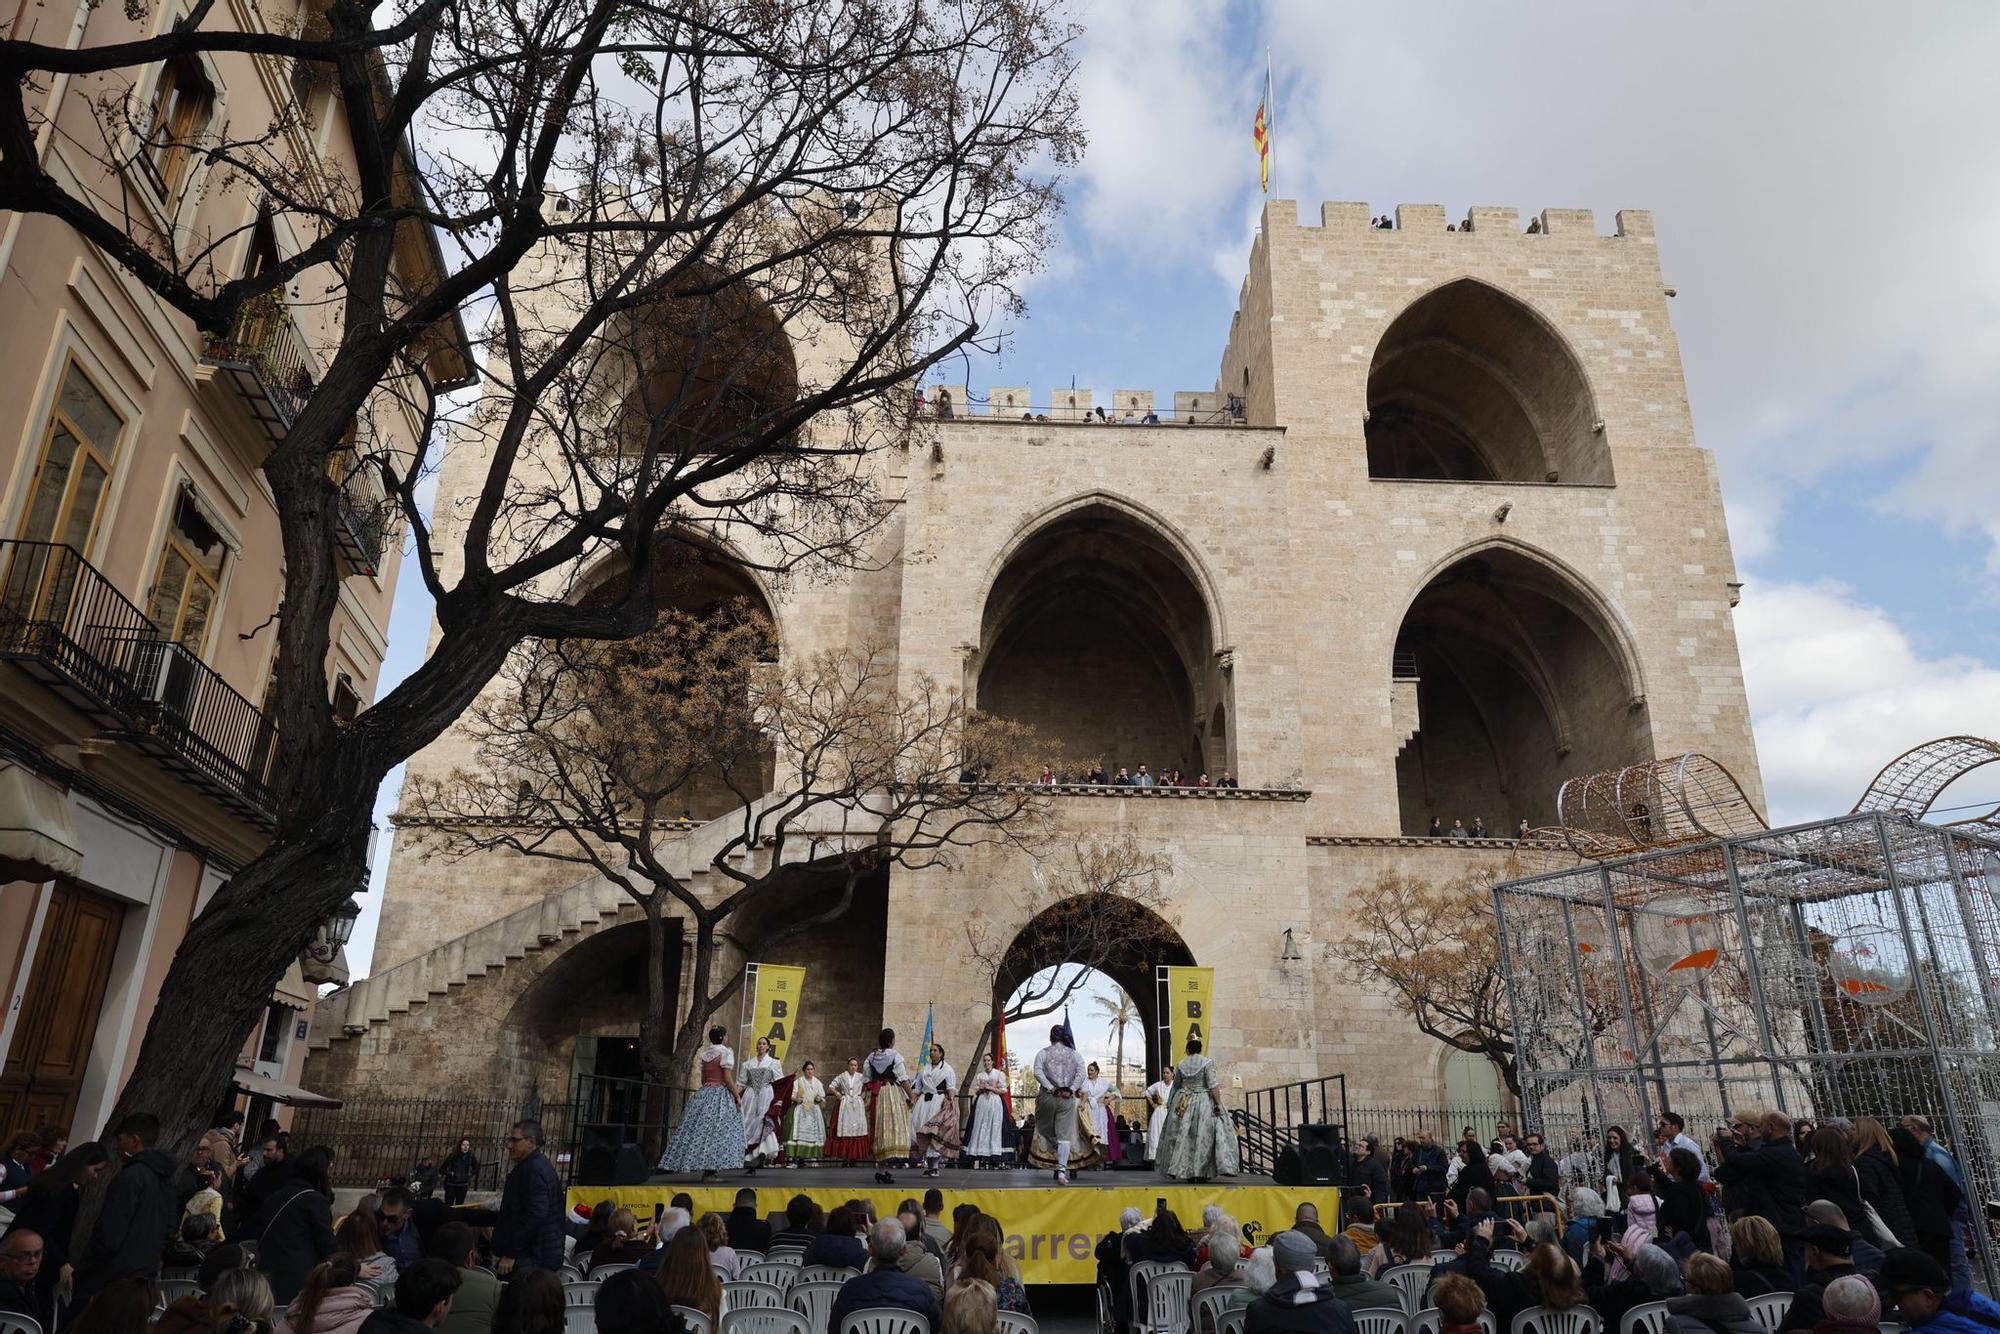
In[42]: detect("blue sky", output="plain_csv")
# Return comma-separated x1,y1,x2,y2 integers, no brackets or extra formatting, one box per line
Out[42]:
345,0,2000,977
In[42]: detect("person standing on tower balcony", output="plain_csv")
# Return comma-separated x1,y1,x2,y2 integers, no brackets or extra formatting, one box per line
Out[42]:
1135,766,1155,788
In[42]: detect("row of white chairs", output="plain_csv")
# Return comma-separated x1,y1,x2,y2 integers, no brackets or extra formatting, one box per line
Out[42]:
561,1274,1029,1334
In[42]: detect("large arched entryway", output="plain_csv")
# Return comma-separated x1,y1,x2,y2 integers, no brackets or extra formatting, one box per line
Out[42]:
1394,546,1651,834
1366,279,1611,485
977,501,1230,778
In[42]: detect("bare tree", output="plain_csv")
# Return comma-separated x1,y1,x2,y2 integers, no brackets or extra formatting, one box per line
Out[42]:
0,0,1078,1149
403,600,1058,1083
960,833,1178,1078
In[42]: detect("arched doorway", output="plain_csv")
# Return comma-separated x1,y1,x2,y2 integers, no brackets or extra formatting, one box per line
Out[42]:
977,501,1228,778
1394,545,1651,834
1441,1047,1510,1143
1366,279,1610,484
576,530,780,822
610,269,800,458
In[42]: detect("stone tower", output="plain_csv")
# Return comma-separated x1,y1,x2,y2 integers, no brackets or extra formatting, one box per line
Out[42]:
309,199,1761,1115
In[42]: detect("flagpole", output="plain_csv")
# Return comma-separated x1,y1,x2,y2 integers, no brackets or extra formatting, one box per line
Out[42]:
1266,48,1275,197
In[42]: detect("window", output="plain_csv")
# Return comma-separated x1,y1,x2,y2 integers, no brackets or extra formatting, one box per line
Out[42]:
139,56,215,205
331,671,360,723
145,491,229,652
17,359,123,553
257,1001,295,1064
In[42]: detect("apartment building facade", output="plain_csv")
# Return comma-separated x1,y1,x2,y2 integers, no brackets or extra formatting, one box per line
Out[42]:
0,0,468,1140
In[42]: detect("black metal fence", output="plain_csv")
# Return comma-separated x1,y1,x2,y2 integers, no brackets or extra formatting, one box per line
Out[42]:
289,1090,571,1191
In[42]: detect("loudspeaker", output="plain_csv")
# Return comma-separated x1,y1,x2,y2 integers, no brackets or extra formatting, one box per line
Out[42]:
577,1143,617,1185
1273,1146,1302,1186
614,1143,651,1185
1296,1123,1342,1186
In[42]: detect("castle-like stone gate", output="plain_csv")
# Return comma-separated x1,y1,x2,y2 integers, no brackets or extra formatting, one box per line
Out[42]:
305,199,1763,1114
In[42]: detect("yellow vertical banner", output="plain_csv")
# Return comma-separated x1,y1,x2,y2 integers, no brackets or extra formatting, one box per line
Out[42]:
1163,965,1214,1064
747,964,807,1062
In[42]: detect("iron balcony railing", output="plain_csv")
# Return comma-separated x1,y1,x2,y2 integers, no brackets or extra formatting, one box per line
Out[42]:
333,462,391,577
201,296,316,441
0,539,276,823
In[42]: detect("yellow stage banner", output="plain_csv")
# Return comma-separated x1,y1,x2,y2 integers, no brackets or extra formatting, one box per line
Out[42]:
1163,965,1214,1063
747,964,807,1063
574,1182,1339,1285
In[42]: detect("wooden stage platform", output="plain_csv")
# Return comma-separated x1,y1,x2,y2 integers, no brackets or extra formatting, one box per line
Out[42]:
571,1166,1340,1285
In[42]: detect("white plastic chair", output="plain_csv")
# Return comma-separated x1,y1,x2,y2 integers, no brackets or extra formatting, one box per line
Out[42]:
736,1251,767,1267
788,1281,845,1334
1194,1286,1238,1334
996,1312,1038,1334
564,1281,604,1307
1510,1308,1603,1334
720,1309,809,1334
573,1250,594,1272
1217,1310,1247,1334
1880,1325,1909,1334
742,1262,797,1292
1431,1250,1461,1266
674,1308,714,1334
800,1265,860,1287
565,1309,597,1334
158,1279,203,1307
1097,1282,1117,1334
1488,1251,1526,1273
722,1281,786,1317
1619,1303,1671,1334
766,1250,805,1267
1383,1265,1432,1316
1415,1312,1495,1334
1745,1297,1793,1334
1130,1260,1190,1330
1353,1313,1408,1334
559,1265,586,1284
0,1313,45,1334
1138,1269,1194,1334
837,1310,932,1334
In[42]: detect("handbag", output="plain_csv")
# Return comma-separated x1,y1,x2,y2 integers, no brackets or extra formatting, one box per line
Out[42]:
1852,1167,1901,1248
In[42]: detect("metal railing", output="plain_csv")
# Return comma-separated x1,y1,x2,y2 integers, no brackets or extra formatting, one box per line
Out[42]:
0,540,157,716
202,296,317,434
333,462,392,576
1237,1075,1349,1177
288,1089,572,1190
0,539,276,820
919,403,1249,426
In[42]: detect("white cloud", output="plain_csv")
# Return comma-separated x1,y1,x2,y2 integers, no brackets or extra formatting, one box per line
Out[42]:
1736,580,2000,825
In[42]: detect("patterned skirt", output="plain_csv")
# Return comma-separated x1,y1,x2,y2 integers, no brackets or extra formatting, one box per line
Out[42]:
658,1084,743,1173
912,1092,962,1157
869,1079,913,1159
788,1104,827,1159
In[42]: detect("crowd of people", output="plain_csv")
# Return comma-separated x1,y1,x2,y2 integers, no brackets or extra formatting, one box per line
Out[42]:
653,1027,1238,1187
1032,767,1242,789
1421,817,1532,841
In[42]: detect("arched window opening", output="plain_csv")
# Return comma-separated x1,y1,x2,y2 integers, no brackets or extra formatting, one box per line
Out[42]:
978,503,1225,779
612,276,799,460
1395,548,1650,835
1366,280,1610,485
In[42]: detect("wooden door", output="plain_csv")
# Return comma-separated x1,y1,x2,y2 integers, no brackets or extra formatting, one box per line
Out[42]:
0,883,121,1134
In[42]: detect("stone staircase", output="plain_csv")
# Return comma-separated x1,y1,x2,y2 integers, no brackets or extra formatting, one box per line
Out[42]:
310,793,865,1049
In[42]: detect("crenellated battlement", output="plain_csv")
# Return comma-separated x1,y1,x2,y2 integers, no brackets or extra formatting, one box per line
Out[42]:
917,382,1239,424
1292,198,1654,240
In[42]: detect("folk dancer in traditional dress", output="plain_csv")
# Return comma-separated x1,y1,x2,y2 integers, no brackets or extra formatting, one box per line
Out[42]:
1153,1035,1240,1183
863,1028,914,1181
739,1036,784,1170
966,1054,1009,1168
1143,1075,1172,1162
1080,1061,1121,1168
1031,1025,1087,1184
658,1025,743,1180
910,1042,962,1177
786,1061,827,1163
829,1057,872,1161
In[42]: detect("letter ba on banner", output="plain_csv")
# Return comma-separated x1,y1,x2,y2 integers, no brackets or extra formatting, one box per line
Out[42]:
744,963,807,1062
1157,965,1214,1069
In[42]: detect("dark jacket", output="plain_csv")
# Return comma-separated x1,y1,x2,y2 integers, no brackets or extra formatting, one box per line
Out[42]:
4,1181,82,1296
1448,1157,1497,1213
1732,1261,1794,1298
153,1294,215,1334
1656,1176,1712,1250
1414,1144,1450,1196
361,1309,442,1334
1779,1263,1880,1334
1807,1168,1868,1236
725,1208,773,1255
0,1273,55,1332
1526,1151,1561,1198
1714,1139,1813,1238
1324,1271,1402,1313
492,1151,564,1272
1853,1149,1916,1248
1243,1273,1358,1334
252,1179,336,1305
78,1148,179,1287
1893,1138,1960,1243
1351,1156,1391,1209
1665,1292,1763,1334
828,1264,939,1334
769,1227,817,1256
802,1233,868,1272
440,1151,478,1188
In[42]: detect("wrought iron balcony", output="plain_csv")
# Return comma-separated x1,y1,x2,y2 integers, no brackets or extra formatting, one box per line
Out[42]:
0,539,276,824
333,461,391,577
200,295,316,442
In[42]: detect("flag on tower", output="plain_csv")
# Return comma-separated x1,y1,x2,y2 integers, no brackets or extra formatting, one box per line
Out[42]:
919,1002,935,1071
1253,53,1273,193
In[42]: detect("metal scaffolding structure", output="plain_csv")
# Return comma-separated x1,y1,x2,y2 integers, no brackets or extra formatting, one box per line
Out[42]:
1493,810,2000,1287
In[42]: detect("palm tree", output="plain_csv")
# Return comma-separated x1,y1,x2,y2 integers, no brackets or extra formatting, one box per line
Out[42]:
1095,989,1140,1091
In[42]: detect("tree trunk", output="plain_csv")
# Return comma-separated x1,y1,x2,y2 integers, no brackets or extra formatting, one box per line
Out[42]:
1115,1023,1126,1094
638,899,675,1085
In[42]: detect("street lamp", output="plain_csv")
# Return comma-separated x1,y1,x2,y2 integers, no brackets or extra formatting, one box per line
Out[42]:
306,896,361,963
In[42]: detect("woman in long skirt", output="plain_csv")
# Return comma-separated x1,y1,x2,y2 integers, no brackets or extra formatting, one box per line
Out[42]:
740,1036,784,1168
787,1061,827,1163
829,1057,872,1160
658,1025,743,1180
863,1028,914,1168
1153,1035,1240,1183
966,1054,1008,1168
1080,1062,1119,1169
909,1042,961,1177
1144,1075,1171,1163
